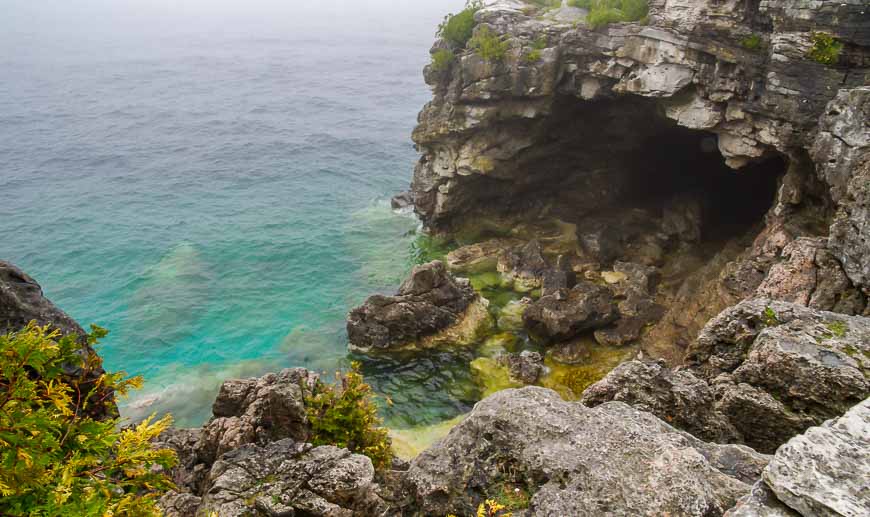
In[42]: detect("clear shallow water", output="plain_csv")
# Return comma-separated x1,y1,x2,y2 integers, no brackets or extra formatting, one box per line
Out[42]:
0,0,468,427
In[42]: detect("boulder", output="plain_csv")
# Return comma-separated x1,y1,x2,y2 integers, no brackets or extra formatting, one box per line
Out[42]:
496,350,544,384
587,299,870,453
408,387,769,516
199,440,388,517
523,281,618,342
195,368,317,465
347,260,491,352
581,360,737,444
762,397,870,517
498,240,549,291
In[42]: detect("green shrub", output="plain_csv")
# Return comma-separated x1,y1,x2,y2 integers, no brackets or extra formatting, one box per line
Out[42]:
0,324,176,516
469,26,510,62
574,0,649,29
741,34,763,51
431,48,455,72
528,0,561,8
807,31,843,65
523,37,548,63
438,1,482,49
304,362,392,471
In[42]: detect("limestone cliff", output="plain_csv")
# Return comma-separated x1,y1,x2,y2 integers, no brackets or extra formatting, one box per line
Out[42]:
406,0,870,362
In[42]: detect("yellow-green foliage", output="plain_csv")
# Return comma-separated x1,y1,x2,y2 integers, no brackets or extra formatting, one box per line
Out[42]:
469,26,510,62
523,36,548,63
438,1,482,49
741,34,763,51
431,48,455,72
572,0,649,29
0,324,176,516
304,362,392,471
807,32,843,65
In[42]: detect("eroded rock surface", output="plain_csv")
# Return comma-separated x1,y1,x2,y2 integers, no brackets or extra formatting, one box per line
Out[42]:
585,298,870,453
347,260,491,352
523,281,618,342
408,387,769,516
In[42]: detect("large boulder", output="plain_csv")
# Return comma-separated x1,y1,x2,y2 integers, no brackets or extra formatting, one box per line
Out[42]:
199,440,388,517
0,260,115,419
408,387,769,516
347,260,491,352
523,281,618,342
586,299,870,453
726,397,870,517
195,368,317,465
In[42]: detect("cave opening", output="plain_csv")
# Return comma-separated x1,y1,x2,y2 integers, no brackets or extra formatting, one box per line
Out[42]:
505,94,786,250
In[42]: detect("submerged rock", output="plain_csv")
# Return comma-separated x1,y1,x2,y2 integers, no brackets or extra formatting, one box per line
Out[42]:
523,281,618,342
347,260,491,352
496,350,544,384
408,387,769,516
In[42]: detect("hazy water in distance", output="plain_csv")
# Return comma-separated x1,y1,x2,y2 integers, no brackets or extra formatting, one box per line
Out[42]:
0,0,469,426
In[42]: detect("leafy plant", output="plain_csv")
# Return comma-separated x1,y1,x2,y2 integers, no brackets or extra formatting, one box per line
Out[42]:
438,0,483,49
741,34,763,51
477,499,513,517
761,306,780,327
571,0,649,29
807,31,843,65
524,36,548,63
431,48,456,72
304,362,392,471
469,26,510,62
0,323,176,516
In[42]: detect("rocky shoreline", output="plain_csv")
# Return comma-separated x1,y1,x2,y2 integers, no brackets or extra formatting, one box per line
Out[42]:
3,0,869,515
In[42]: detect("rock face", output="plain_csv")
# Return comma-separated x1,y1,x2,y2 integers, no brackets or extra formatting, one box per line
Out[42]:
408,386,769,516
726,397,870,517
522,281,618,342
347,260,491,352
584,298,870,453
194,368,317,465
199,440,388,517
0,260,115,419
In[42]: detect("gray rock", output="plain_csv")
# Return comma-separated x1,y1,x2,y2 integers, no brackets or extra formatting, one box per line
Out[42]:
588,299,870,453
199,439,388,517
763,397,870,517
158,491,202,517
523,281,618,342
346,260,486,352
195,368,316,465
496,350,544,384
724,482,798,517
408,387,769,516
581,360,737,444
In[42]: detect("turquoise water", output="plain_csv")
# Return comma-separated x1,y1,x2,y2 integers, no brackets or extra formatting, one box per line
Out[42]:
0,0,470,427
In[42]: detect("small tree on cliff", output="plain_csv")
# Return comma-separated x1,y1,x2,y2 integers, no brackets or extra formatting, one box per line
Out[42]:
0,323,176,516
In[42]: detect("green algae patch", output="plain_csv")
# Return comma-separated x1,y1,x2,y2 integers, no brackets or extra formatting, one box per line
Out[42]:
540,344,635,399
412,232,456,264
470,270,504,291
496,299,528,332
480,332,521,357
471,357,522,398
389,413,467,460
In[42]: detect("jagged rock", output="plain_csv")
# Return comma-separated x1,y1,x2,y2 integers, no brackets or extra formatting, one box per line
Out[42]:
446,238,521,274
724,482,798,517
195,368,316,465
761,397,870,517
496,350,544,384
588,299,870,453
407,387,769,516
390,191,414,211
158,491,202,517
0,260,115,420
523,281,618,342
581,360,737,444
199,440,388,517
154,427,207,493
756,237,866,314
347,260,491,352
497,240,549,291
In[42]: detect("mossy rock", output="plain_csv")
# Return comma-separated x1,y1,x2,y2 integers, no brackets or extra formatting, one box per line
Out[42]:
471,357,522,398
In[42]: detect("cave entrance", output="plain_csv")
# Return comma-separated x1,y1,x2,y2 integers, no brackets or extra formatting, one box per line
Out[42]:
511,95,785,249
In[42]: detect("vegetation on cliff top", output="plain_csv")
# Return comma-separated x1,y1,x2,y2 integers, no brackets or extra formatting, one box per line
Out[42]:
438,0,482,49
570,0,649,29
469,26,510,62
304,362,393,471
807,31,843,65
0,324,176,516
